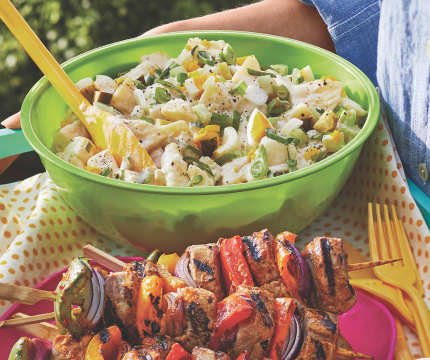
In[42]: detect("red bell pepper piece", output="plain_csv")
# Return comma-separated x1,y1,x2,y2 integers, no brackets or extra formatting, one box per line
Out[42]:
275,231,297,245
267,298,296,360
209,292,254,350
220,235,254,292
237,351,249,360
165,343,192,360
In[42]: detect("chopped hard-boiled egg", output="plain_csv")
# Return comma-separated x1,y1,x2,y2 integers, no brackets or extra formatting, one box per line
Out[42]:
247,108,274,147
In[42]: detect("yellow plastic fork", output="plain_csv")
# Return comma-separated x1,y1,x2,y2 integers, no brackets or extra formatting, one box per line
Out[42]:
369,203,430,356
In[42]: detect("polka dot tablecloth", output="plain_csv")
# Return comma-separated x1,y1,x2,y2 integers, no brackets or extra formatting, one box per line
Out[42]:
1,96,429,357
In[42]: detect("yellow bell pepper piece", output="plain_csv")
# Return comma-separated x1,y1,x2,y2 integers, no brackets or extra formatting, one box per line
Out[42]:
157,253,180,274
184,60,200,72
185,44,192,51
156,263,185,293
304,147,321,160
331,130,342,143
202,39,210,47
237,55,253,66
136,275,166,337
85,166,101,175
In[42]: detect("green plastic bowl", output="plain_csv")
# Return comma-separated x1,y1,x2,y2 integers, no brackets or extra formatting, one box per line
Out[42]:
21,31,379,253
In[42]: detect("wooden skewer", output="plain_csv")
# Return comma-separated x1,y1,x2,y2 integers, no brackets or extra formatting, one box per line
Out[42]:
348,258,402,272
0,282,85,306
335,347,374,359
0,308,80,329
83,245,125,272
10,312,59,342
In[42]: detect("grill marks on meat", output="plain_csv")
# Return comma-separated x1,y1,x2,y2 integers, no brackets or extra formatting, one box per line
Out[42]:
321,239,335,296
191,347,231,360
50,334,93,360
242,230,280,285
123,260,158,279
104,271,141,344
132,336,175,360
175,287,217,352
226,286,275,360
188,244,225,300
295,309,338,360
303,237,356,315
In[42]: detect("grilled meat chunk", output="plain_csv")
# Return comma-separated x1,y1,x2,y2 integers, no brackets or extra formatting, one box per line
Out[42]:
134,336,175,360
242,229,280,285
188,244,225,301
50,334,93,360
191,347,231,360
225,286,275,360
259,279,291,299
175,287,218,352
303,237,356,315
123,259,158,279
104,271,141,344
296,308,338,360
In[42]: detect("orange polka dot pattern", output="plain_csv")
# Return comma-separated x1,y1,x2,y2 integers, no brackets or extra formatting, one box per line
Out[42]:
0,96,429,356
0,173,144,317
296,95,429,357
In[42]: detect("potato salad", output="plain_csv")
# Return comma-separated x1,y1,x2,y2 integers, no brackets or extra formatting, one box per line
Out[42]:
53,38,368,187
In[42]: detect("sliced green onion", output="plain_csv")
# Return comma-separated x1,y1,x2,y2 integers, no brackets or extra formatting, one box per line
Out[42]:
265,128,300,146
85,142,93,153
100,167,111,177
272,85,290,100
267,98,292,117
159,67,170,80
186,145,203,158
221,44,237,65
310,132,329,140
187,175,203,187
155,80,186,100
292,68,304,84
286,148,297,171
250,144,268,180
315,106,325,114
247,68,276,78
145,73,155,86
133,80,146,90
197,51,215,66
211,113,232,127
260,64,276,71
177,72,188,86
231,150,248,157
191,45,198,56
232,110,240,132
170,66,187,78
272,64,288,76
215,152,240,166
154,87,171,103
334,105,347,117
190,121,204,128
228,81,247,96
154,67,163,76
268,117,280,126
168,61,179,70
140,116,154,124
219,51,227,63
183,157,214,176
192,104,212,124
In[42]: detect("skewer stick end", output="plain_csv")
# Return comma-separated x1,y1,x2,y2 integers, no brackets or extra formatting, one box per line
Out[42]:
335,347,374,359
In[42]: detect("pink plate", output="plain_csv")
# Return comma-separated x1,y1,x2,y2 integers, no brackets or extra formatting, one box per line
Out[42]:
0,257,396,359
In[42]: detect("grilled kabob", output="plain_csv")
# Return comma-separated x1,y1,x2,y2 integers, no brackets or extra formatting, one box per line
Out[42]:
7,229,380,360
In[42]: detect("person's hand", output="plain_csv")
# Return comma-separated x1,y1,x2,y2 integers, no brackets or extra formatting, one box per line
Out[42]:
1,111,21,129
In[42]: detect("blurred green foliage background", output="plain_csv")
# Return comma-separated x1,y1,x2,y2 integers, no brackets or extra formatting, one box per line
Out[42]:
0,0,255,122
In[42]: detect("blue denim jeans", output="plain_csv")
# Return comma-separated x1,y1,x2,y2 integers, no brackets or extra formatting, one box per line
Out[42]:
301,0,430,197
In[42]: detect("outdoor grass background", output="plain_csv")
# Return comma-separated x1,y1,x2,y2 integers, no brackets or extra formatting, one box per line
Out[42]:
0,0,256,122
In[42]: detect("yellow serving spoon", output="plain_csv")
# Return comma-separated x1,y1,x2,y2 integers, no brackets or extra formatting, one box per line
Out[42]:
0,0,157,176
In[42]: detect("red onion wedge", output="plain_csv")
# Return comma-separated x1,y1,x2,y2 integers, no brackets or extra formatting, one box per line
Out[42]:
284,241,311,300
174,252,197,288
81,268,105,331
164,292,184,338
32,338,51,360
281,315,302,360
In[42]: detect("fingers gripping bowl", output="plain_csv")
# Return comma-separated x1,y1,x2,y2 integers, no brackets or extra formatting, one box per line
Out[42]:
21,31,379,253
